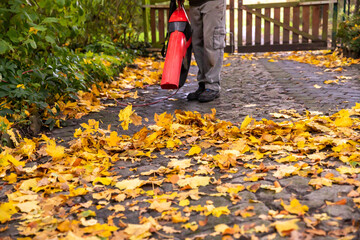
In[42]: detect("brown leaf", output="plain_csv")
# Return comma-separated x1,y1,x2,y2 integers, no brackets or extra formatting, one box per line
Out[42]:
198,217,208,226
0,225,9,232
347,190,360,198
169,175,179,184
306,229,326,236
325,198,347,206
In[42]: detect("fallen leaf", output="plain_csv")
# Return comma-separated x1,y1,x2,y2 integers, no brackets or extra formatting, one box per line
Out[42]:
281,199,308,216
274,219,299,237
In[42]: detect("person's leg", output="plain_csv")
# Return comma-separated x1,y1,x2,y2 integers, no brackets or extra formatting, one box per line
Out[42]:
187,5,206,100
197,0,226,102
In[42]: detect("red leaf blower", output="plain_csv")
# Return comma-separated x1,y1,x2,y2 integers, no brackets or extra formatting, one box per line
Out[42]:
160,0,192,89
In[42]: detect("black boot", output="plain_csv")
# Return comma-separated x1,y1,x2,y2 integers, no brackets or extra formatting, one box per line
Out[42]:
198,89,220,102
187,82,205,101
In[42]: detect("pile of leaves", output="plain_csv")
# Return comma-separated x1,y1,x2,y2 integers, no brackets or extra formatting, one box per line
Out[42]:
1,100,360,238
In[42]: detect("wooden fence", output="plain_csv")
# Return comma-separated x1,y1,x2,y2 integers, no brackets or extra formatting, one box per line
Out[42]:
142,0,339,52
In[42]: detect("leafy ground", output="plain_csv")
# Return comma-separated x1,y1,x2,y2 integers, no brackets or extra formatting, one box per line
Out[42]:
1,51,360,240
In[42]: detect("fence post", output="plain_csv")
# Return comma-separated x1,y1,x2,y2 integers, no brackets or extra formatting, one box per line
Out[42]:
332,0,338,48
143,0,150,43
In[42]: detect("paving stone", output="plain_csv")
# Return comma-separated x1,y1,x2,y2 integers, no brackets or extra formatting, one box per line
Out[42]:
304,185,355,203
279,176,312,195
324,205,360,220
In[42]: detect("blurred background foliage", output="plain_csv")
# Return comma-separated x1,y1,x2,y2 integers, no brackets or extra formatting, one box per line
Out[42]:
0,0,146,133
337,0,360,57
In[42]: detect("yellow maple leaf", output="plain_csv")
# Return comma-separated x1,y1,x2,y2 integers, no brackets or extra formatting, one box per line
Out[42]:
171,211,189,223
57,220,72,232
273,165,298,179
115,178,144,190
130,112,142,126
182,222,198,231
124,222,152,240
106,131,121,147
19,138,37,159
281,199,308,215
168,158,192,169
149,200,172,212
19,178,39,191
227,185,245,194
308,177,332,189
108,205,125,212
83,223,118,238
3,173,17,184
45,139,66,160
276,155,298,163
0,202,18,223
118,105,134,130
336,166,360,175
69,187,88,196
240,115,253,130
93,177,113,186
214,224,230,234
16,201,40,213
179,199,190,206
207,206,231,217
334,109,353,127
186,146,201,156
177,176,210,189
274,219,299,236
1,152,25,167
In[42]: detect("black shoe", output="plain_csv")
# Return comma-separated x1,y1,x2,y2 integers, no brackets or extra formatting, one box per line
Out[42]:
198,89,220,102
187,83,205,101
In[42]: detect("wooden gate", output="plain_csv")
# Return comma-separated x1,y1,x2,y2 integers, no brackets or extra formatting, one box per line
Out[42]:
142,0,339,53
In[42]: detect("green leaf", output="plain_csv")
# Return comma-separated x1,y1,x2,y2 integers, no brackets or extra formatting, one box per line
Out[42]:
0,40,13,54
33,25,47,32
6,29,22,43
45,35,56,44
41,17,59,24
56,0,65,7
24,39,37,49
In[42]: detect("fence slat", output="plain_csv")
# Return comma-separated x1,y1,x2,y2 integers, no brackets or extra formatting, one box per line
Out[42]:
322,4,329,41
293,7,300,43
283,7,290,44
150,8,156,43
238,3,243,46
230,0,235,38
255,9,261,45
246,11,252,45
274,7,280,44
312,5,320,40
159,10,165,42
302,6,310,43
264,8,271,45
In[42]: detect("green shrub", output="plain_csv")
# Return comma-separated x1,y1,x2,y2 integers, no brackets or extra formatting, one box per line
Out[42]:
338,14,360,55
0,0,145,133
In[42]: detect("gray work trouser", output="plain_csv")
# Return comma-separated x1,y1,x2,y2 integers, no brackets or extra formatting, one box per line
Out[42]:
189,0,226,91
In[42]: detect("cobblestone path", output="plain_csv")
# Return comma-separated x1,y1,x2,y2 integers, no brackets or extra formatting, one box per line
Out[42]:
3,54,359,240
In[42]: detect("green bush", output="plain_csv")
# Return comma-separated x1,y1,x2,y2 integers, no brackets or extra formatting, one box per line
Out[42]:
0,0,146,133
338,14,360,55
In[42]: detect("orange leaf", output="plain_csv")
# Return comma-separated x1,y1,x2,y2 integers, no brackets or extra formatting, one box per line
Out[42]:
325,198,347,206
